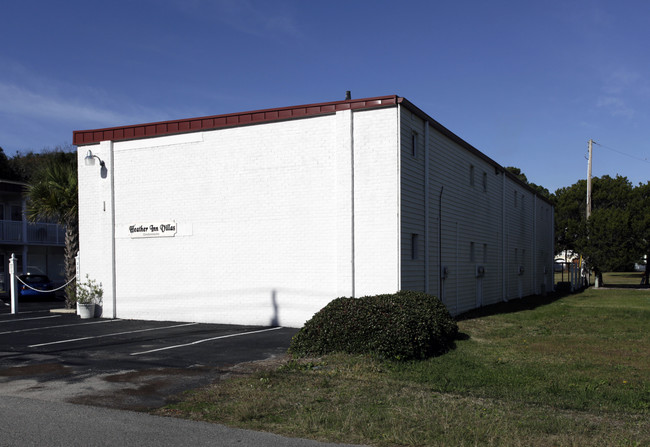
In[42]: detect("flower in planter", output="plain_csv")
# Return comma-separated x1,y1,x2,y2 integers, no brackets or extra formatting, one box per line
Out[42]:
76,275,103,305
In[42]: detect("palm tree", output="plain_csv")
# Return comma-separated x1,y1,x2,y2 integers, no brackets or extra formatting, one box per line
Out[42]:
25,159,78,308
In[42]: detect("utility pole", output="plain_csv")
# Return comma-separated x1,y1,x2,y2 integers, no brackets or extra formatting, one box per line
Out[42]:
586,139,596,287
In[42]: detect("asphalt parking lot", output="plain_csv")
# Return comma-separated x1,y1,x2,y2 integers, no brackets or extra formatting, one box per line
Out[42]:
0,299,297,411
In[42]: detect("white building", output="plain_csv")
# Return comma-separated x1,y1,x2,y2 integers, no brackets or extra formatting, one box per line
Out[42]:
75,95,554,327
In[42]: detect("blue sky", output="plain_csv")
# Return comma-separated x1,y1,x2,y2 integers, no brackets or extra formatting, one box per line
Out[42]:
1,0,649,193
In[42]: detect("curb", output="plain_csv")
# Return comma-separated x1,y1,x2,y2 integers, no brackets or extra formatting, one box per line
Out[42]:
50,308,77,314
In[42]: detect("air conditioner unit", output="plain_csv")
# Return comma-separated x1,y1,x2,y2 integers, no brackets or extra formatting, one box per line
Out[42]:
518,265,525,275
475,265,485,277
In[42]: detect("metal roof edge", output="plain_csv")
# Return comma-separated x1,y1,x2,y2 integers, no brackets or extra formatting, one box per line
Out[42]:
397,97,553,206
73,95,399,146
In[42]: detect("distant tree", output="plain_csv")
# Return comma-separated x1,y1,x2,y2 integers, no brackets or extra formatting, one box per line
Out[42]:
554,175,639,285
25,158,78,308
553,179,586,256
0,147,22,181
631,182,650,284
9,144,76,182
505,166,551,199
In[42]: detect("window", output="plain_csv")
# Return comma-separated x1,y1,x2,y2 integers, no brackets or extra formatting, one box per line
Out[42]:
411,132,418,157
411,234,419,260
469,165,475,187
470,242,475,262
482,172,488,192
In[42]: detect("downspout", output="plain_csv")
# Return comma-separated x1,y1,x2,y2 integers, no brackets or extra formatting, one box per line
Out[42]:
424,124,430,293
396,105,401,292
438,186,444,301
455,221,459,315
109,142,117,318
533,194,537,295
502,169,508,301
350,111,355,298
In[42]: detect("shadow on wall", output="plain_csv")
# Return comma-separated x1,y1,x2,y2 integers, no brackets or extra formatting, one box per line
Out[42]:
270,289,279,327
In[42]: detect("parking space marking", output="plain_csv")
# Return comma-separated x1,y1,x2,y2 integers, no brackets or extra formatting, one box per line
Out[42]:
131,326,283,356
28,322,199,348
0,310,57,318
0,315,61,324
0,318,118,336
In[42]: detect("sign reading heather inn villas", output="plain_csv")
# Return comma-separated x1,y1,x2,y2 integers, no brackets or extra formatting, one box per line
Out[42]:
129,222,177,238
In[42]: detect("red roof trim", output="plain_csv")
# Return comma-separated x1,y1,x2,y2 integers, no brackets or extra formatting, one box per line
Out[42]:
73,95,399,146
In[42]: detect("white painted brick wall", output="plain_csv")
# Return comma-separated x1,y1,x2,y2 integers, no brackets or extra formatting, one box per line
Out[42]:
78,140,116,318
353,108,400,296
78,109,402,327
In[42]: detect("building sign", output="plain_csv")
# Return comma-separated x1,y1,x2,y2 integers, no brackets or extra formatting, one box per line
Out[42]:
129,222,177,238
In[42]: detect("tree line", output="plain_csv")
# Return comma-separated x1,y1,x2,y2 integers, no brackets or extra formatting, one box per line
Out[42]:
554,175,649,286
509,167,649,286
0,145,78,307
0,144,76,182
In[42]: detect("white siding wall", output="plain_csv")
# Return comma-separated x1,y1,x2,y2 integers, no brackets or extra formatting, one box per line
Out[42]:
79,109,401,327
505,182,535,299
400,111,427,292
398,104,554,315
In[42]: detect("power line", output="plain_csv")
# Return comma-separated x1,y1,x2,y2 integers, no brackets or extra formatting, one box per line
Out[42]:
592,141,650,164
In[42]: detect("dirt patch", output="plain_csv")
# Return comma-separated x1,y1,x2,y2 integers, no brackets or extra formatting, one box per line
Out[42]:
68,357,289,412
0,363,71,377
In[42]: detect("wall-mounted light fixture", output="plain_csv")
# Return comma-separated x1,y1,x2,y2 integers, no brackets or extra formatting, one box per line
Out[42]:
84,150,105,168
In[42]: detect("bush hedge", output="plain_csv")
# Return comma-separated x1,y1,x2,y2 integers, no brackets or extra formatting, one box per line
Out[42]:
289,291,458,361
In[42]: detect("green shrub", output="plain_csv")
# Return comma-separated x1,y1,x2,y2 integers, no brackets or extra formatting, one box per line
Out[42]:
289,291,458,361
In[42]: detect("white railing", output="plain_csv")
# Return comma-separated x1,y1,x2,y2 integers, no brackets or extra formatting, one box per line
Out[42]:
0,220,65,245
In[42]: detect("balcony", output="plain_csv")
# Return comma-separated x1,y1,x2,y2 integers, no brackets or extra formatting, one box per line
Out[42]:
0,220,65,245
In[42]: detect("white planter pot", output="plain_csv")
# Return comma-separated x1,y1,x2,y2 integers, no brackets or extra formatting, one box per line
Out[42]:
77,303,96,319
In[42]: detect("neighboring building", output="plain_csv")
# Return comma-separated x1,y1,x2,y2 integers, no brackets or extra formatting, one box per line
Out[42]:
74,95,554,327
0,180,66,293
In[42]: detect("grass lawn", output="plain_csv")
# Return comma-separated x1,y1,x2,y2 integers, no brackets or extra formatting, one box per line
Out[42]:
157,287,650,446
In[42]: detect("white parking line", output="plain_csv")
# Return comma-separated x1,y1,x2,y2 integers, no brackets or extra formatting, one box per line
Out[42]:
0,315,61,324
131,326,283,356
28,322,199,348
0,318,118,336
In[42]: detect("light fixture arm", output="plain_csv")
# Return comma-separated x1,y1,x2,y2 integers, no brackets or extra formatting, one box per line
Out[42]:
84,150,106,168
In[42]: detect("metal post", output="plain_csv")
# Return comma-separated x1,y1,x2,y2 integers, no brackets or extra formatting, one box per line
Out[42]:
9,253,17,314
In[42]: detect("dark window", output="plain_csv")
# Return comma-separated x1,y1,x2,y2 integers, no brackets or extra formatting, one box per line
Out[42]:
411,234,419,260
411,132,418,157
